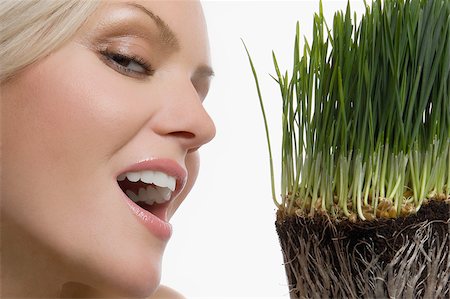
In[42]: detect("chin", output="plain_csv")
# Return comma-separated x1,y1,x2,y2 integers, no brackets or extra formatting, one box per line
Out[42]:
73,245,164,297
113,266,161,297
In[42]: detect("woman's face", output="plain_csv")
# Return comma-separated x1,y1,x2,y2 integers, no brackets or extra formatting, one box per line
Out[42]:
1,0,215,296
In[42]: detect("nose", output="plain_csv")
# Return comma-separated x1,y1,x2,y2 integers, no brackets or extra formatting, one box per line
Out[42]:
152,77,216,151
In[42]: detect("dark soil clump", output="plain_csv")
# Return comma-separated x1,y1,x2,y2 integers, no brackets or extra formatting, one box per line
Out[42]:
275,200,450,298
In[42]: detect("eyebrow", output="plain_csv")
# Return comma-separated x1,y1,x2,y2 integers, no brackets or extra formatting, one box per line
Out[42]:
123,2,215,80
125,2,180,50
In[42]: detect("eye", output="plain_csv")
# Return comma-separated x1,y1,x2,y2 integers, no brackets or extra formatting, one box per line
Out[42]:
100,50,154,78
112,54,146,72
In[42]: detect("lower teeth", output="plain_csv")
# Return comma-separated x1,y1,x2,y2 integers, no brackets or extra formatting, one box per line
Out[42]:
125,185,171,205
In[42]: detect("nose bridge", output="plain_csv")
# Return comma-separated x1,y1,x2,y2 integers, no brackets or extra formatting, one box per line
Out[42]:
153,76,215,149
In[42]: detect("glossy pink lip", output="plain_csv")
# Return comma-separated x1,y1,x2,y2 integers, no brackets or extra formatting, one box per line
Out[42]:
115,158,187,241
120,190,173,240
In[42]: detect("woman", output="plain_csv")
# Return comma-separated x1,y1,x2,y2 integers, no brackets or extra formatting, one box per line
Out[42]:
1,0,215,297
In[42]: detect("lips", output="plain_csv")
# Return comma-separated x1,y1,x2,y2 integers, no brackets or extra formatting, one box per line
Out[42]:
115,159,187,240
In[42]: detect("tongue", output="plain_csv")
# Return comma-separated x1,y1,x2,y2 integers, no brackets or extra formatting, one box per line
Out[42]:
136,201,168,221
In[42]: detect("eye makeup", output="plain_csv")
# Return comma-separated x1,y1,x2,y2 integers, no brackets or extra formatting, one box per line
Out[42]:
75,3,213,97
83,3,179,56
76,4,179,80
95,38,155,79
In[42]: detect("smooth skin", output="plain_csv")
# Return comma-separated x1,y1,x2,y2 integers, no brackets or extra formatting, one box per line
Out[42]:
58,283,185,298
1,0,215,297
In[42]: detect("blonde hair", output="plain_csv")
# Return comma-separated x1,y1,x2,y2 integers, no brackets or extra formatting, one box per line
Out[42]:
0,0,101,82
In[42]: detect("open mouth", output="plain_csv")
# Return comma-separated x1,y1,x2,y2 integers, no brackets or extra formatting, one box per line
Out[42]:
117,170,176,221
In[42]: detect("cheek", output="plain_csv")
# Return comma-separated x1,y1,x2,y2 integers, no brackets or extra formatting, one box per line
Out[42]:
1,47,135,226
1,44,164,294
19,52,136,164
1,46,153,224
2,44,155,181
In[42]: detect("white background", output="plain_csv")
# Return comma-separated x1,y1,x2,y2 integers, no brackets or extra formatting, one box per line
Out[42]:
162,1,365,298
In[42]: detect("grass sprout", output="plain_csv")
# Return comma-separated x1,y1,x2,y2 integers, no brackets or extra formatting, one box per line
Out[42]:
245,0,450,220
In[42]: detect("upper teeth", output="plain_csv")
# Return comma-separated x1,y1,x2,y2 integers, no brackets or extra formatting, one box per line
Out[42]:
117,170,176,192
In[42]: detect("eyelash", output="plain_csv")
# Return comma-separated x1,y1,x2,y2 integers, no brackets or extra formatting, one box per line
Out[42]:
100,50,155,78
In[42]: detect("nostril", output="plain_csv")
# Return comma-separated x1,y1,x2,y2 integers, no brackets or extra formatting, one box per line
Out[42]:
187,147,200,153
170,131,196,139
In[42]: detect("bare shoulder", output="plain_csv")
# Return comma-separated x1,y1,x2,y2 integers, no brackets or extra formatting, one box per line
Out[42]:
148,285,186,299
